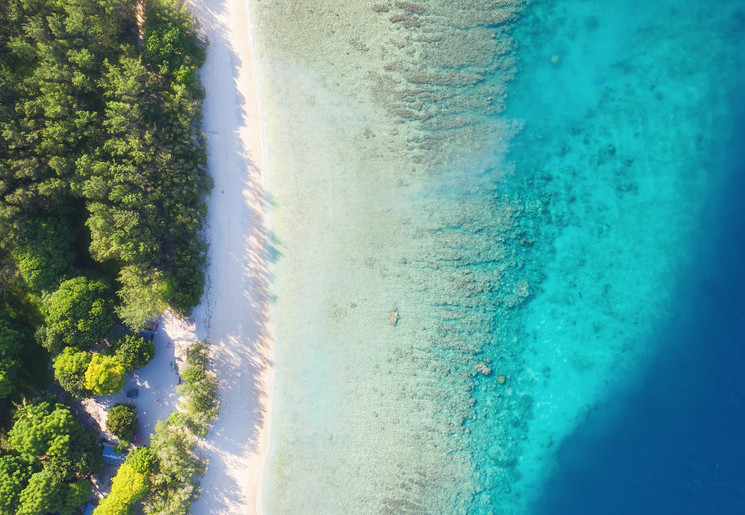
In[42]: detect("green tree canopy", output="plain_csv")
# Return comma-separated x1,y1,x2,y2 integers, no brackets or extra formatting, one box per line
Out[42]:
9,401,77,458
15,471,90,515
94,448,152,515
38,275,114,354
53,347,92,397
114,333,156,371
106,404,138,445
84,354,126,396
0,0,209,345
178,342,218,436
43,424,102,482
0,317,22,398
115,265,168,330
0,454,35,514
10,217,75,292
16,470,61,515
3,400,101,514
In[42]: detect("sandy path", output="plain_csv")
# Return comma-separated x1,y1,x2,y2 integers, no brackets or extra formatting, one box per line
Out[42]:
186,0,273,512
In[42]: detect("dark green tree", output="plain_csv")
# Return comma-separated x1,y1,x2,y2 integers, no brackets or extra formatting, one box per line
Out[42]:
106,404,138,445
0,317,22,398
38,276,113,353
114,333,156,371
10,217,75,292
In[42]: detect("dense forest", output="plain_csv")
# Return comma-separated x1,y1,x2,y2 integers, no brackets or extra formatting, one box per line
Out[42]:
0,0,212,512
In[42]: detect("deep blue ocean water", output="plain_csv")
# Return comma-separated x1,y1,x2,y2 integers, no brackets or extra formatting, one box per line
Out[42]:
534,106,745,514
497,0,745,512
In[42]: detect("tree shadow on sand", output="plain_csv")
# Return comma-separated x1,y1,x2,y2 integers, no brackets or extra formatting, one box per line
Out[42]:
185,0,281,511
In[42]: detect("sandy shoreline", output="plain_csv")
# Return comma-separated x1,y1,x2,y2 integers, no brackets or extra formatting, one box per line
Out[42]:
186,0,273,512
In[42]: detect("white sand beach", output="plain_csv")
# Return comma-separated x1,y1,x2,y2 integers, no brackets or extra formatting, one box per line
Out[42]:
185,0,273,512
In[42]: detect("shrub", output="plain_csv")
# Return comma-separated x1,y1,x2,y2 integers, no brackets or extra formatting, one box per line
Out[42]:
178,342,218,436
114,333,156,371
84,354,126,396
106,404,138,445
94,448,152,515
145,341,218,514
146,422,203,515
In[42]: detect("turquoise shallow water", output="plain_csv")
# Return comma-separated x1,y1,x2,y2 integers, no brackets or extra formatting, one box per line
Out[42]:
473,0,745,511
254,0,745,512
474,0,745,511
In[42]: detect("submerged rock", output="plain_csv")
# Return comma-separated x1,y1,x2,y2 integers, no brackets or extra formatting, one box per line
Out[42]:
475,363,492,376
389,308,400,326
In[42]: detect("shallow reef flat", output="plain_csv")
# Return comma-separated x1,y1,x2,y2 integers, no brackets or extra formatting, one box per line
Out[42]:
252,0,745,512
253,0,532,512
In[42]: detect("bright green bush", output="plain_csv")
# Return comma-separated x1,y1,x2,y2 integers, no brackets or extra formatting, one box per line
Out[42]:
84,354,126,396
53,347,92,397
0,454,35,514
94,448,152,515
9,401,78,458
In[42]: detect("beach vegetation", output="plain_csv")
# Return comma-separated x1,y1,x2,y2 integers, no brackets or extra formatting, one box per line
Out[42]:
0,0,209,511
95,447,152,515
53,348,93,397
1,400,100,514
37,276,114,355
178,342,219,436
114,333,156,371
145,341,218,514
146,422,204,515
106,404,138,446
84,354,127,396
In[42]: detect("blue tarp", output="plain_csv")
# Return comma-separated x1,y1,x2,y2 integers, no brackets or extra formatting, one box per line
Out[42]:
84,504,95,515
102,444,126,465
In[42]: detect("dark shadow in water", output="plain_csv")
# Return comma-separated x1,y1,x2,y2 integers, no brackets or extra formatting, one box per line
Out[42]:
533,107,745,514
